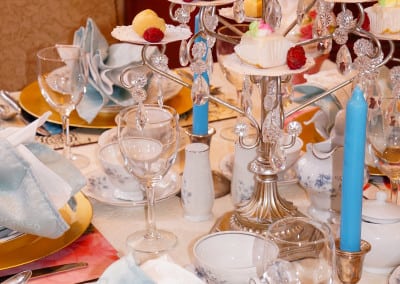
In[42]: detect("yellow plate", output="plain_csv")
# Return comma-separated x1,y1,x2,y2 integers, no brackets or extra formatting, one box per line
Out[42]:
20,81,193,128
0,192,92,270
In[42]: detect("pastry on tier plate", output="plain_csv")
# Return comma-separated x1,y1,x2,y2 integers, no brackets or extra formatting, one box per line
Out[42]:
244,0,262,18
132,9,166,42
234,21,294,68
365,0,400,35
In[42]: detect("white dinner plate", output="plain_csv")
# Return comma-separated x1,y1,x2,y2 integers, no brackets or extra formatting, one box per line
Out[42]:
83,169,181,207
219,153,298,186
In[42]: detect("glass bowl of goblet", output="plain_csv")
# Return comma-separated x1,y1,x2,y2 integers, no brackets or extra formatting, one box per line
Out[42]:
117,104,180,254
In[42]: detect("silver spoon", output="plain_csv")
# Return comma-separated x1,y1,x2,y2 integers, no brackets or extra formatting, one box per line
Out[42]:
1,270,32,284
0,104,18,120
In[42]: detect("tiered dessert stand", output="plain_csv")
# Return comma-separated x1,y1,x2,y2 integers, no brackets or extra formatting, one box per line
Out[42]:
114,0,398,236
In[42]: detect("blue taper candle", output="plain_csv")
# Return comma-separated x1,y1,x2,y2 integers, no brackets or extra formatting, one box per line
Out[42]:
192,12,209,135
340,85,367,252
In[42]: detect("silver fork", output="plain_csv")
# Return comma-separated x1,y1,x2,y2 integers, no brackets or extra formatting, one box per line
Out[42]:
0,90,50,136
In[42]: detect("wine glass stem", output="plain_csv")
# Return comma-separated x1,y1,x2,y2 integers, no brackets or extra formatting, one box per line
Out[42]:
61,114,72,160
390,178,400,204
144,183,159,239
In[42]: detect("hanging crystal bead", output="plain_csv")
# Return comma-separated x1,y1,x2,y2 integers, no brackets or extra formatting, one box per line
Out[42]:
179,39,189,66
296,0,306,26
233,0,245,23
191,72,209,105
336,9,355,30
174,5,191,29
333,28,348,45
136,102,148,131
264,0,282,30
336,44,352,75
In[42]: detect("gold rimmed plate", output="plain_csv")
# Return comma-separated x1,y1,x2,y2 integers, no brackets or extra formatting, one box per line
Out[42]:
20,82,118,129
0,192,92,270
19,80,193,128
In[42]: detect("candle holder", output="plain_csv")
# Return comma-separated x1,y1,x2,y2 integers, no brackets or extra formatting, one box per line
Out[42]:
185,127,216,146
335,239,371,284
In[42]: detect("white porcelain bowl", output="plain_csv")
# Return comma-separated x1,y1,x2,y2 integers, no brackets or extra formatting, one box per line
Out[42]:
98,142,143,201
193,231,279,284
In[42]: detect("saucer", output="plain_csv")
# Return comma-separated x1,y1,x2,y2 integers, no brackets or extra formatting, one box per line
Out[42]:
83,170,181,207
219,154,298,186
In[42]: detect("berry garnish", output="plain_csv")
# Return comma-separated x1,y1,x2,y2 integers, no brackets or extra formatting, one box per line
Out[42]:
183,0,193,2
287,46,307,70
143,27,164,43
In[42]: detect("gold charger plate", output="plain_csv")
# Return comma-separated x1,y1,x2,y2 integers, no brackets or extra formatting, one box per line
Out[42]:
0,192,92,270
19,81,193,128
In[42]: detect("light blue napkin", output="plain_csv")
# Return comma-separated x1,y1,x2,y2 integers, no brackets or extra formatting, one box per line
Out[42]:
0,140,86,239
98,255,155,284
73,18,158,123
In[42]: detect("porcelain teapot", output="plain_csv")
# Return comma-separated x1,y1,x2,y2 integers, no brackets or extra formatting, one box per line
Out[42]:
362,190,400,274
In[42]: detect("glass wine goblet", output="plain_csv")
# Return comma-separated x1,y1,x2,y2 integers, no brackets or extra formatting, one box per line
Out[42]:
260,217,335,284
117,104,180,254
216,23,251,141
36,45,89,169
367,96,400,204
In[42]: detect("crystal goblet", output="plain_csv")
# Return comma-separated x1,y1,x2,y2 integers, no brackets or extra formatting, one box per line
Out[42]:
367,96,400,204
261,217,335,283
117,104,180,254
36,45,89,169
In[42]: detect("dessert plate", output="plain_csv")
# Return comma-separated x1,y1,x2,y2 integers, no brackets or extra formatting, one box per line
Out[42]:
219,153,298,187
0,192,92,270
389,265,400,284
168,0,235,7
111,24,192,45
223,53,315,77
83,170,181,207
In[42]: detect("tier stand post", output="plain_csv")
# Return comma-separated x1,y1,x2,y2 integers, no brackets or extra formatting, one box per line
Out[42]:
214,76,304,235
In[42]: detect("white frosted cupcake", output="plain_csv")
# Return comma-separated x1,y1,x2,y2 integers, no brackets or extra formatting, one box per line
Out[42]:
365,0,400,34
234,21,293,69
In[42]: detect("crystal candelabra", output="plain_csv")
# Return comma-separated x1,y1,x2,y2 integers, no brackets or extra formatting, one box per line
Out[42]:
115,0,399,235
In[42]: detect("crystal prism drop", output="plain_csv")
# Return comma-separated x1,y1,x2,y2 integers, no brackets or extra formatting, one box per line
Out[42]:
264,0,282,29
296,0,306,25
179,40,189,66
136,102,147,131
336,45,352,75
191,75,209,105
233,0,245,23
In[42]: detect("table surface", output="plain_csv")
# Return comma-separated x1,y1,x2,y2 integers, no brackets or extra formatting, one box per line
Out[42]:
2,61,391,283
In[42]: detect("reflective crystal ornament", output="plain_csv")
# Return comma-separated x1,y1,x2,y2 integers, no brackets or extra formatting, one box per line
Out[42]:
316,0,334,14
192,41,207,60
333,27,349,45
136,102,148,131
296,0,306,25
191,74,209,105
235,118,249,137
336,44,352,75
129,72,148,102
286,121,302,136
233,0,245,23
271,142,286,171
204,8,218,32
264,0,282,30
390,66,400,84
241,75,253,112
206,48,214,76
336,9,355,30
353,39,374,57
174,5,192,28
179,39,189,66
262,110,281,143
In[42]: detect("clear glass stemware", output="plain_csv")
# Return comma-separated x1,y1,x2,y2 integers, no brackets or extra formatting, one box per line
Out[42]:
117,104,180,254
36,45,89,169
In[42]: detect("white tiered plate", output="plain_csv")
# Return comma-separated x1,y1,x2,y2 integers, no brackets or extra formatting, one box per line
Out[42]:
373,33,400,41
218,7,258,22
83,170,181,207
111,24,192,45
223,53,315,76
168,0,235,7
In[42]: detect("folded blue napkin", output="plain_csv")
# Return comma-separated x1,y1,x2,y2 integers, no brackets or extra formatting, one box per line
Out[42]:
0,112,86,238
73,18,158,123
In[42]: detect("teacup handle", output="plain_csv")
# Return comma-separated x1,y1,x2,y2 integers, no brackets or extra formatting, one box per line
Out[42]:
248,277,262,284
